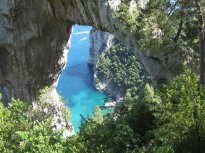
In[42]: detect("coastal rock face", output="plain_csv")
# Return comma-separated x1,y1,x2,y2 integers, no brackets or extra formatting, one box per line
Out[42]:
89,28,123,100
0,0,197,102
88,28,114,67
94,76,123,101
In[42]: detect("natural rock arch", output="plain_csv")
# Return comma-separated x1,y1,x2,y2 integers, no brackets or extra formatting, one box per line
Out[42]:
0,0,192,102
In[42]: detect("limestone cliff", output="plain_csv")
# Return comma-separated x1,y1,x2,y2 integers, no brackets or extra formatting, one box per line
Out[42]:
88,28,114,67
89,28,122,100
0,0,197,103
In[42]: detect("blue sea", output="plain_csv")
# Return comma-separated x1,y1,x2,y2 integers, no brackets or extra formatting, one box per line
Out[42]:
57,25,106,132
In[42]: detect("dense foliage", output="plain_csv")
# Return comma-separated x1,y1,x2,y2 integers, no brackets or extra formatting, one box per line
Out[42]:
96,44,149,95
0,88,74,153
74,71,205,153
1,73,205,153
115,0,200,52
154,71,205,152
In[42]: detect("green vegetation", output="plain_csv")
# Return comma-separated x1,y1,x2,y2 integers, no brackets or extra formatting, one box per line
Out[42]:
1,71,202,152
115,0,205,85
153,71,205,152
74,71,205,153
96,44,149,95
115,0,200,52
0,87,73,153
68,2,204,151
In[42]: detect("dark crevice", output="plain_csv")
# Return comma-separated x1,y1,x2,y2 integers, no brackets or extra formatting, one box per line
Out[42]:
150,56,162,65
0,47,11,104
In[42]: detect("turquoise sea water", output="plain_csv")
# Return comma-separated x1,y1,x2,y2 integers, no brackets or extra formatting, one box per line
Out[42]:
57,25,106,132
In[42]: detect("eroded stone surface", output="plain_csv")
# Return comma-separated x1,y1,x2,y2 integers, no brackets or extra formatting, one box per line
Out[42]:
0,0,72,102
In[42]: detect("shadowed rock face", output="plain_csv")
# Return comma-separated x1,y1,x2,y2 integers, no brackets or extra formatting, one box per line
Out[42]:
0,0,73,102
0,0,196,103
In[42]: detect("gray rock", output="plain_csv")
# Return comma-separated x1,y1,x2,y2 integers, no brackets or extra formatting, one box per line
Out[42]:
88,28,114,67
89,28,123,100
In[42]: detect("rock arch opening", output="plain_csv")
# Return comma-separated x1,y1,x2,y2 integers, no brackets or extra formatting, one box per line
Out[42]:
0,0,191,104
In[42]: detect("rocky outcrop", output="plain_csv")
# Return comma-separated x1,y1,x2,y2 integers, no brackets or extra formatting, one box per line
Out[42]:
95,77,123,101
88,28,114,67
89,28,123,100
0,0,197,103
30,87,75,137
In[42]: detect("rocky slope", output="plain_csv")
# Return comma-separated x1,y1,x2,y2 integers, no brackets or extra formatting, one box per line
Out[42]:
0,0,197,103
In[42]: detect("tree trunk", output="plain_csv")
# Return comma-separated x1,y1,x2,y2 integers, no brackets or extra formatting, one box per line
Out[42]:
194,1,204,153
198,15,205,86
174,18,183,43
195,0,205,86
